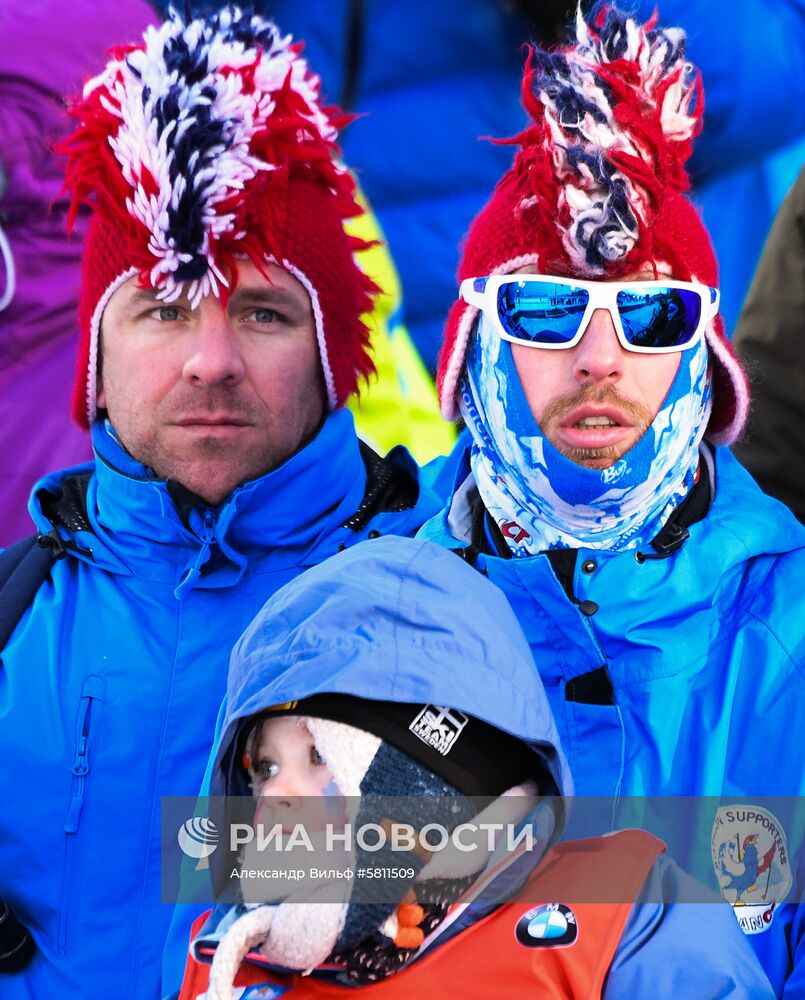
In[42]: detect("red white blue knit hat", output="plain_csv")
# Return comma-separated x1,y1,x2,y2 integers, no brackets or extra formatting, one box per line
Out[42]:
60,6,377,428
437,5,749,445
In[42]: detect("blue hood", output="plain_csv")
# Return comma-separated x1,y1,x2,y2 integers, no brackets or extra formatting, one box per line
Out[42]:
215,536,572,799
193,537,573,982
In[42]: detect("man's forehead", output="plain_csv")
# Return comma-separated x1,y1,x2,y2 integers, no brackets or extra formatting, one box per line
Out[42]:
114,261,313,310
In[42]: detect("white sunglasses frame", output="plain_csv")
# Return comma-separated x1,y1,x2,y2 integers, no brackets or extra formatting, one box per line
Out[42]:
459,274,720,354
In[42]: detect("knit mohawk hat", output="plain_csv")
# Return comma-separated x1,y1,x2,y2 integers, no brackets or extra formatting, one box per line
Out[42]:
438,5,748,445
60,6,378,428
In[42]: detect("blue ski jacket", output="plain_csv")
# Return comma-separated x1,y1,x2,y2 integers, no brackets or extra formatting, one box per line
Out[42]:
176,537,773,999
419,445,805,997
0,410,437,1000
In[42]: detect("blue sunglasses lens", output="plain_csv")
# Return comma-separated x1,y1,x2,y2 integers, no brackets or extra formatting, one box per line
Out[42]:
497,281,590,344
616,287,702,348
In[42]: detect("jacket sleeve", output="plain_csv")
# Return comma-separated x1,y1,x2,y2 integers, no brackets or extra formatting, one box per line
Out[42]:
732,165,805,521
602,855,775,999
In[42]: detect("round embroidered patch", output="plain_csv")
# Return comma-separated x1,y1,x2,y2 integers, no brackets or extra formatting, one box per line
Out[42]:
711,804,792,936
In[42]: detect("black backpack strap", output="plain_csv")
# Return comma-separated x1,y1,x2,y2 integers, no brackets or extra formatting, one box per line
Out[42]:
0,471,95,650
0,530,63,972
0,534,58,649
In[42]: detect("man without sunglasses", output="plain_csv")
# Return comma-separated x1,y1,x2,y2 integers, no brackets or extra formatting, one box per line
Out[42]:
420,5,805,995
0,9,437,999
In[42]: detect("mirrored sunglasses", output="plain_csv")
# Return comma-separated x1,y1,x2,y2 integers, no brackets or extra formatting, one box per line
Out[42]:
460,275,720,354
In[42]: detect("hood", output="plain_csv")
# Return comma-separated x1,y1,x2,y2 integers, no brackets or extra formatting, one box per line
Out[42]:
215,536,571,800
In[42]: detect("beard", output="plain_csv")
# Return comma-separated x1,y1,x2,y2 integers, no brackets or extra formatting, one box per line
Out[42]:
105,384,324,505
537,383,653,469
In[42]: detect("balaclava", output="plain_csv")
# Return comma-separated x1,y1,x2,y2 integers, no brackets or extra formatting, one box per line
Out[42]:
461,309,712,553
58,6,378,429
437,6,750,553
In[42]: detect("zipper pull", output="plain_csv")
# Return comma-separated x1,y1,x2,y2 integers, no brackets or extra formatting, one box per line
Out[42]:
198,507,215,543
72,735,90,777
175,509,216,599
65,735,90,832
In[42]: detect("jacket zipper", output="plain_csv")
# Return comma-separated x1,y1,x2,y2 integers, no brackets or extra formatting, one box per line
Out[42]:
64,676,104,833
59,675,105,952
174,509,216,599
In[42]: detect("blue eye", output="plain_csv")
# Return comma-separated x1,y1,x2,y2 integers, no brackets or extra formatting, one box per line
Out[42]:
310,747,324,767
252,308,278,324
156,306,180,321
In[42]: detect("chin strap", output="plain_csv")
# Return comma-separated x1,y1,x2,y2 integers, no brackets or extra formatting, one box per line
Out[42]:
206,906,276,1000
207,889,348,999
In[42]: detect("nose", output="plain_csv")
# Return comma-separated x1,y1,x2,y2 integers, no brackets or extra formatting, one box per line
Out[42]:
572,307,625,385
259,767,317,804
182,307,245,387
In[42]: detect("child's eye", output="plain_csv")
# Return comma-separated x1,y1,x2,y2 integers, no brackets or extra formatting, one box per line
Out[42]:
254,758,280,780
310,747,325,767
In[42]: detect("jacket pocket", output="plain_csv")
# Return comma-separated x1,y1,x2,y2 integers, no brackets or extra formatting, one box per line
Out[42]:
57,674,105,954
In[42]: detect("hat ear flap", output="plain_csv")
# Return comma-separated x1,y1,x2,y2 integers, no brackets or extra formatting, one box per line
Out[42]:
704,316,750,445
304,717,382,798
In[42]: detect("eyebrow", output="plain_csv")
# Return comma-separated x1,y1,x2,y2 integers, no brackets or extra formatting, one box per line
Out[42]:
228,287,308,312
123,285,309,313
126,288,165,306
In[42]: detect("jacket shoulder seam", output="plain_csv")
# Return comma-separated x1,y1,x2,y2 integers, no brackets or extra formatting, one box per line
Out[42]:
744,606,805,680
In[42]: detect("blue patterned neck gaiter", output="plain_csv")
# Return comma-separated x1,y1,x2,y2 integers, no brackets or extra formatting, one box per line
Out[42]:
459,313,712,555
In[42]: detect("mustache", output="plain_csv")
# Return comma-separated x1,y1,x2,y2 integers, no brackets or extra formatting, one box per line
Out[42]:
538,384,653,430
159,387,266,423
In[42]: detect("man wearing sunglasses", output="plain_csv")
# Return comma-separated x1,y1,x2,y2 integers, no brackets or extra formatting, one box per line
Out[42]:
421,7,805,995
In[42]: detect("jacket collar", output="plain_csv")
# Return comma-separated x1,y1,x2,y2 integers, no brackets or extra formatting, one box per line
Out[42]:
429,442,803,567
31,409,366,586
478,446,714,562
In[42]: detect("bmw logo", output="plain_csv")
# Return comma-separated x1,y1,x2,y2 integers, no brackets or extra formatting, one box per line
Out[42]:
515,903,578,948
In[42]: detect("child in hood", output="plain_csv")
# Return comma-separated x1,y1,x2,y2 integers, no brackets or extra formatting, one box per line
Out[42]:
177,537,771,999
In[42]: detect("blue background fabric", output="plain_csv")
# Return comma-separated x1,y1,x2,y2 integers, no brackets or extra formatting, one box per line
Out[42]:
0,411,436,1000
419,445,805,996
187,535,771,998
151,0,805,368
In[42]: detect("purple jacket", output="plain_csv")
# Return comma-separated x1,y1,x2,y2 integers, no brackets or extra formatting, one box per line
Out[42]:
0,0,157,545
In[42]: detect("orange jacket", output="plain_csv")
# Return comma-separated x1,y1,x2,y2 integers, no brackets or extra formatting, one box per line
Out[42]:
179,830,664,1000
